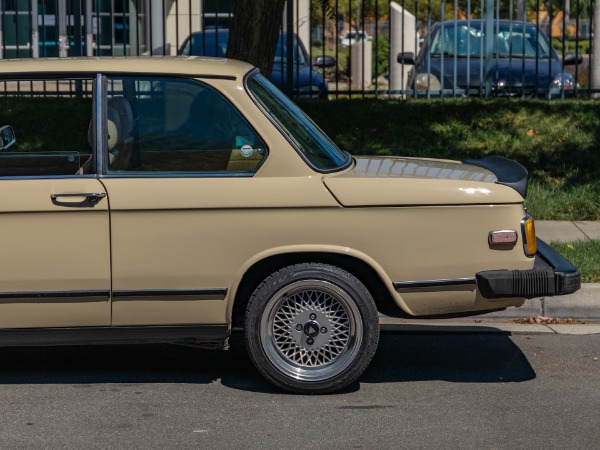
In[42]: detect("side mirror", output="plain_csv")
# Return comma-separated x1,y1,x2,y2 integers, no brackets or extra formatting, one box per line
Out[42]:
314,55,336,68
0,125,16,151
563,53,583,65
397,52,415,65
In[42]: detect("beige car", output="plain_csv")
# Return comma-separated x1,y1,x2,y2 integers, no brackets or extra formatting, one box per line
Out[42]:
0,57,579,393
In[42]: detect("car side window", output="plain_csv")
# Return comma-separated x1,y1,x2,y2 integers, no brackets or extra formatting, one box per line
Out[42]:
0,77,94,177
105,76,266,175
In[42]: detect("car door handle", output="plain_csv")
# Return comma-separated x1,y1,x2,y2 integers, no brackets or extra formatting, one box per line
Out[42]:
51,192,107,208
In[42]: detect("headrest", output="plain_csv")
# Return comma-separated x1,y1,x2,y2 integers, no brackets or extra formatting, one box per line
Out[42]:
106,105,121,151
108,96,134,136
87,106,121,151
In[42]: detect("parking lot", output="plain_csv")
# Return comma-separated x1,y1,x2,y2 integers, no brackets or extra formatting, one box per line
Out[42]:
0,328,598,449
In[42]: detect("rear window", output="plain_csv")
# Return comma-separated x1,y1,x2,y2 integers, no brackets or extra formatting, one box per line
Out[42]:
246,74,349,172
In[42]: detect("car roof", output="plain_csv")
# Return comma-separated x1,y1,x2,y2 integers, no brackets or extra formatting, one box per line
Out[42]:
188,29,295,37
0,56,254,79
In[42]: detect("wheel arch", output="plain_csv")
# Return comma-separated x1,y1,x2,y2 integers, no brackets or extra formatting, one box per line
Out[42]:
229,247,407,328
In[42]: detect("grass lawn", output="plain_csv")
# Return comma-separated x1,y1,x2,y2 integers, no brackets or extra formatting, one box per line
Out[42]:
550,241,600,283
299,98,600,220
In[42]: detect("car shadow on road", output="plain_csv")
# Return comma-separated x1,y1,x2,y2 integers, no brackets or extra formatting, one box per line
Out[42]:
362,325,536,384
0,327,535,393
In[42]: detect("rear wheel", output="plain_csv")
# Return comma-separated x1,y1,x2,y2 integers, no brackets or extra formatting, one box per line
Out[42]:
244,263,379,394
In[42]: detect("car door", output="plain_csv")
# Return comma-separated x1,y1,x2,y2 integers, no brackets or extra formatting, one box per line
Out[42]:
99,75,268,326
0,75,111,329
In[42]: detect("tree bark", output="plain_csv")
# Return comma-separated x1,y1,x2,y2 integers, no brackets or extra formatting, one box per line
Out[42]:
592,0,600,97
227,0,288,77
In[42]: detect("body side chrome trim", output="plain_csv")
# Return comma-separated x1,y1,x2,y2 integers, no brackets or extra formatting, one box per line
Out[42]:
393,278,477,290
0,290,110,300
112,288,227,301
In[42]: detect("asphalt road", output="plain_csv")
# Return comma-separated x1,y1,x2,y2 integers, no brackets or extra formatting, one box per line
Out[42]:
0,329,598,449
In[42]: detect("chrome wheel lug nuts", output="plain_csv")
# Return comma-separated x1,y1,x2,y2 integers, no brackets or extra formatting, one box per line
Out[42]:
309,313,317,320
320,327,327,334
295,324,303,331
306,337,314,345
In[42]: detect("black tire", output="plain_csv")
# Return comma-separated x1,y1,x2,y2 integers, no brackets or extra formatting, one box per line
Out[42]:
244,263,379,394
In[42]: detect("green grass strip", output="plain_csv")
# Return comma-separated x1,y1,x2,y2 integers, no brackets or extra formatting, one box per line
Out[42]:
550,241,600,283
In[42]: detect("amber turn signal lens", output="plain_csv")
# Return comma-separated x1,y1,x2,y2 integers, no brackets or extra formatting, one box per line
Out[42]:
523,216,537,256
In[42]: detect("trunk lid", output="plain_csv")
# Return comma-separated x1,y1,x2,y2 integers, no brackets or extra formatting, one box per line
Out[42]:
323,156,526,207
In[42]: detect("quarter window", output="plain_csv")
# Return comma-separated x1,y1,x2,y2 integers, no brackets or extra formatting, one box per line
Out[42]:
105,76,266,174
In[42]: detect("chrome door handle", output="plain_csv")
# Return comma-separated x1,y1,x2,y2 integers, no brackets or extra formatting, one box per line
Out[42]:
51,192,106,208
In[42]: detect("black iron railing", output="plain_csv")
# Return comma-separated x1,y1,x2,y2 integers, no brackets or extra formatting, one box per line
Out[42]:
0,0,596,98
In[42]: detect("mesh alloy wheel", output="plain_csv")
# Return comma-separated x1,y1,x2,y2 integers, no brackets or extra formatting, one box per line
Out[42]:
245,263,380,394
260,280,363,382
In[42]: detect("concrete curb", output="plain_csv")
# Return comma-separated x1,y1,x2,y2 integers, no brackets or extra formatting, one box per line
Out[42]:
380,318,600,336
480,283,600,320
379,317,600,335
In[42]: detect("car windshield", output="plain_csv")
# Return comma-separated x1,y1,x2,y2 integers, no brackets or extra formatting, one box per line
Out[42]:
183,31,308,65
429,23,552,58
247,74,349,171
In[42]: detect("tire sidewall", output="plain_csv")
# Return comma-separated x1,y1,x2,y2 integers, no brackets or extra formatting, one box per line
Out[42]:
244,263,379,394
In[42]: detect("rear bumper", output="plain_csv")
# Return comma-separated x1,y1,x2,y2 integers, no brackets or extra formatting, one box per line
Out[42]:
477,238,581,299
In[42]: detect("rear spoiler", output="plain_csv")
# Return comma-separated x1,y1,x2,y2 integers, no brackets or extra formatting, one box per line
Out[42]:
462,155,529,199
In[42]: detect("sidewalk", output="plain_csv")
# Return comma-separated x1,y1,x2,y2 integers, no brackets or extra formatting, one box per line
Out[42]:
536,220,600,242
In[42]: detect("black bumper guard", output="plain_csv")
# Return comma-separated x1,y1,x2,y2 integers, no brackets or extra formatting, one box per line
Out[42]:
476,238,581,299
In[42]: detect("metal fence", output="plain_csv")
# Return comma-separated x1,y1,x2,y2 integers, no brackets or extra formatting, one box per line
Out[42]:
0,0,597,98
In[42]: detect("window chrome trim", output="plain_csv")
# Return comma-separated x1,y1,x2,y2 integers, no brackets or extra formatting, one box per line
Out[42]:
393,278,477,291
0,72,236,81
0,175,97,181
95,73,107,176
101,172,255,179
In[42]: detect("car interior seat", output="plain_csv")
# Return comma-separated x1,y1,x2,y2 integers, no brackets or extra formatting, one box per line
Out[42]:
78,107,120,175
106,96,135,170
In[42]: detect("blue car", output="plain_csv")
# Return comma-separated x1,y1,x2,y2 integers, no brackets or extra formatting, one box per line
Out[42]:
179,29,328,99
399,20,582,96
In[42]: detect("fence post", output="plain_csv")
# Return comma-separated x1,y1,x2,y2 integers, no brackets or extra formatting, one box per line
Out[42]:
73,0,83,57
0,4,3,60
85,0,93,56
390,2,418,98
150,0,165,55
484,0,495,97
58,0,68,57
286,0,294,97
31,0,39,58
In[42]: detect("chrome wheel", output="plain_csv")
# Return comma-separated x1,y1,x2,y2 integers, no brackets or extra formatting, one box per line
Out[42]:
260,279,363,382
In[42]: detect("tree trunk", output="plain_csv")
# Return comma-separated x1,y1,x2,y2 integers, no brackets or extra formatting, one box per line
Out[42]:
592,0,600,97
516,0,524,20
227,0,287,77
